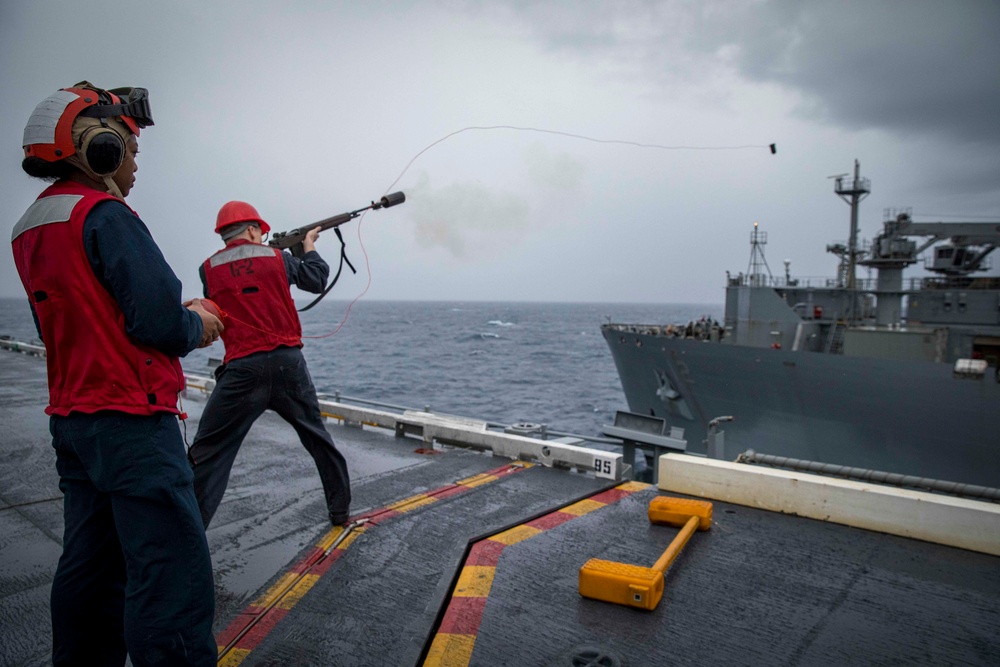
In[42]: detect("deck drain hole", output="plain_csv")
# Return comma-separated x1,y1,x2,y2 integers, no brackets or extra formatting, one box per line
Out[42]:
556,645,622,667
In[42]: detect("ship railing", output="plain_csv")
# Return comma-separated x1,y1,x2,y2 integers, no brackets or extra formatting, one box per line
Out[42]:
917,275,1000,290
601,322,723,341
728,269,1000,292
747,274,1000,292
727,275,879,290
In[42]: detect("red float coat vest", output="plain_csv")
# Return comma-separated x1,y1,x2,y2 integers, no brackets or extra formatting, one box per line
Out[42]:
10,181,185,416
202,240,302,364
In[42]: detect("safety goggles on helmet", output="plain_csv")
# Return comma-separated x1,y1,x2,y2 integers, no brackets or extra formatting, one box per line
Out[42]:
78,87,154,129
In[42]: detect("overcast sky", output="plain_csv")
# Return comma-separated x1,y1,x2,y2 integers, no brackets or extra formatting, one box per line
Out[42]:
2,0,998,307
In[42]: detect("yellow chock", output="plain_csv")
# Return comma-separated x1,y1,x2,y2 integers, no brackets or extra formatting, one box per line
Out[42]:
578,496,712,611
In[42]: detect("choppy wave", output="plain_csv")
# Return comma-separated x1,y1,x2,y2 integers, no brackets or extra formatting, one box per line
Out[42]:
455,332,502,342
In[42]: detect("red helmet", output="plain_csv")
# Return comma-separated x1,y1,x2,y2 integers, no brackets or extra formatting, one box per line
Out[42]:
22,82,152,162
215,201,271,235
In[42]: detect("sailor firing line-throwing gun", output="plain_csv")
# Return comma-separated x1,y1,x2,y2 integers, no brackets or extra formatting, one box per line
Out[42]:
187,191,404,530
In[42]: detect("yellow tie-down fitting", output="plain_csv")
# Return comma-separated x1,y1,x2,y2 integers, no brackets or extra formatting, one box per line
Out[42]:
578,496,713,610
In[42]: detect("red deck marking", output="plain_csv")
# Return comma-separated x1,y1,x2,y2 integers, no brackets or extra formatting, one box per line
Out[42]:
526,510,576,531
289,547,326,574
466,539,506,567
216,608,262,647
234,607,289,650
437,596,488,635
309,549,343,575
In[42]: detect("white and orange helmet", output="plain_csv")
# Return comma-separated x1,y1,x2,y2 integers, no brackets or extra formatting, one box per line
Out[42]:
23,81,153,175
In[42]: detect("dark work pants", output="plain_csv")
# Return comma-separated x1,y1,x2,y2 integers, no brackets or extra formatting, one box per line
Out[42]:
49,411,217,667
188,346,351,528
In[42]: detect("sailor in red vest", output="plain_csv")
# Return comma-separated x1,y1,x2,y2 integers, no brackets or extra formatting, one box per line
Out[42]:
187,201,351,528
11,82,221,667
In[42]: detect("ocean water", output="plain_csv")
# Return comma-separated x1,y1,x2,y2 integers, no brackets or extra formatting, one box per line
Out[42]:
0,298,722,440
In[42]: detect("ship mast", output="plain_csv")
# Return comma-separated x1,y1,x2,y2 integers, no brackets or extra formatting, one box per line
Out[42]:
833,160,871,291
746,221,772,286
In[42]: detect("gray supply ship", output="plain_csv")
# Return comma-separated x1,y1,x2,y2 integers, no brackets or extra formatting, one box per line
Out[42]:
602,161,1000,489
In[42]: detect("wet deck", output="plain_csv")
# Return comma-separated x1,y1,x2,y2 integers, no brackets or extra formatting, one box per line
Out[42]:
2,349,1000,666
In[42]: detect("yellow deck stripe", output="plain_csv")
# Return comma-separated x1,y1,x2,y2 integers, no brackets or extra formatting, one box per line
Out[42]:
217,647,251,666
617,481,651,493
560,498,607,516
251,572,299,608
456,473,499,488
276,573,320,610
424,633,476,667
453,566,496,597
387,494,439,512
488,524,542,546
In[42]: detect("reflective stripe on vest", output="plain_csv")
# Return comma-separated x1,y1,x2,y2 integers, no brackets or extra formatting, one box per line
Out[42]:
11,194,83,241
209,242,281,268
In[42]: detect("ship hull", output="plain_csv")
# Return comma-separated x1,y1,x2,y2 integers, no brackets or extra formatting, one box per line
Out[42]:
603,327,1000,488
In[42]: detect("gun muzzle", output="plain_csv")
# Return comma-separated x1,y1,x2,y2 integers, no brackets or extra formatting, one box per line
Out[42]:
376,191,405,209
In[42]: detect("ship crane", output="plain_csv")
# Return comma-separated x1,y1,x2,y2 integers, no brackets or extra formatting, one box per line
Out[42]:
872,214,1000,276
860,212,1000,326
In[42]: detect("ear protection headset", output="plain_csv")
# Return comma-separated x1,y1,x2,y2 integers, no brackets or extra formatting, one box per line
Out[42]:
77,121,126,176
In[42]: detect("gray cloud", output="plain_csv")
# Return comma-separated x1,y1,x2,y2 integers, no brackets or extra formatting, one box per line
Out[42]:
720,1,1000,145
470,0,1000,192
475,1,1000,141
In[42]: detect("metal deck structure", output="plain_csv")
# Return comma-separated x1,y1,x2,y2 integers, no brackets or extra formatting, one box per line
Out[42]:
2,348,999,666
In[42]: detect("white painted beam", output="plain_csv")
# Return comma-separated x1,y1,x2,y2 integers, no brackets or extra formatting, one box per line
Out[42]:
658,453,1000,556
